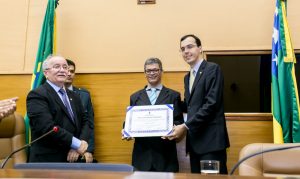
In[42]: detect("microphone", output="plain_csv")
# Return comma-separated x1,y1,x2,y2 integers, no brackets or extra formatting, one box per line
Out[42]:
229,144,300,175
0,126,59,169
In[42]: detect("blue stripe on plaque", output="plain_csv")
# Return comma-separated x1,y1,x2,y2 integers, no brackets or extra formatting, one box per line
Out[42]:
127,106,134,112
166,104,174,110
166,129,173,135
123,130,131,137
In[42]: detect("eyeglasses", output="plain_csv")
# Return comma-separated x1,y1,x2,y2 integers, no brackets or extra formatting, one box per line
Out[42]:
145,69,160,74
47,64,69,71
180,44,197,52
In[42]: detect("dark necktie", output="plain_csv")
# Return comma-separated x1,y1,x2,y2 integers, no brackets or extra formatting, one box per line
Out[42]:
59,88,74,121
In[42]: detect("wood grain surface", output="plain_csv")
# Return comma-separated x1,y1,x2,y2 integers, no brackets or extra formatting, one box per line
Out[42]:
0,73,273,172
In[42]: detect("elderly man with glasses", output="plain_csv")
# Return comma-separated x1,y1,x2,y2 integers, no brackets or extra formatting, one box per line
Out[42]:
26,55,90,163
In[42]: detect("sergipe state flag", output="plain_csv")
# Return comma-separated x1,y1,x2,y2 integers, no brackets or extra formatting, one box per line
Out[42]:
271,0,300,143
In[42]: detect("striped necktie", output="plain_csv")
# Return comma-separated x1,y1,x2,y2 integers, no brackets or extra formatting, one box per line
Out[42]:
59,88,74,121
189,69,196,92
149,88,157,105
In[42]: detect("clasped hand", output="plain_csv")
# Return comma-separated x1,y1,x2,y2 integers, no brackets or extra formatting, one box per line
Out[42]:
67,140,89,163
0,97,18,119
77,140,88,154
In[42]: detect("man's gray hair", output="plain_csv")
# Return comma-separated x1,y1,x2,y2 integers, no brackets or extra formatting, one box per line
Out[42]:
42,54,64,71
144,57,163,71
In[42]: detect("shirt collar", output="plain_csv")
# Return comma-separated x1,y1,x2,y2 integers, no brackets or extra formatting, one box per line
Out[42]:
47,80,64,93
192,59,204,74
67,85,74,91
146,84,163,91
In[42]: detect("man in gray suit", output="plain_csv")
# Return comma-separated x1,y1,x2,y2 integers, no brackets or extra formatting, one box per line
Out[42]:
122,58,183,172
65,59,95,163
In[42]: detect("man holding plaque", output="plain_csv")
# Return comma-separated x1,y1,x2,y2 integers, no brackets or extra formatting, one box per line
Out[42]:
122,58,183,172
165,34,230,174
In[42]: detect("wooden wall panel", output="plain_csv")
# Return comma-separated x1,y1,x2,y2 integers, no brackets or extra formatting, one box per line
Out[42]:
73,72,186,164
176,114,273,173
226,114,273,174
0,73,273,173
0,75,31,115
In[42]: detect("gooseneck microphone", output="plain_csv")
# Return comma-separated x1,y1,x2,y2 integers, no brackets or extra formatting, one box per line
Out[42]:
1,126,59,169
229,144,300,175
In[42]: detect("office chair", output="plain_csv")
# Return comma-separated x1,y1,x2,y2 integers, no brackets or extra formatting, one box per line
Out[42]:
238,143,300,177
0,113,27,168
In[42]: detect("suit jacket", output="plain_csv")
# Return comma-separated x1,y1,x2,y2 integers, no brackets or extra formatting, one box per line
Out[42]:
183,60,230,155
26,82,90,162
73,86,95,153
129,86,183,172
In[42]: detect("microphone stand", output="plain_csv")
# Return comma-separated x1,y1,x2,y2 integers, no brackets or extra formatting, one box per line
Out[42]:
1,126,58,169
229,144,300,175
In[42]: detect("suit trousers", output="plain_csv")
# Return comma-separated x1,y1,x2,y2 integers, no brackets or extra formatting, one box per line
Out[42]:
189,146,228,174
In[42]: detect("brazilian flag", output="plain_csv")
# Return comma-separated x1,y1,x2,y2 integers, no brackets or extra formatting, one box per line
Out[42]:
271,0,300,143
25,0,58,144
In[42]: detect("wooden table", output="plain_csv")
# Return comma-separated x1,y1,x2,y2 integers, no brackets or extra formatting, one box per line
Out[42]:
0,169,273,179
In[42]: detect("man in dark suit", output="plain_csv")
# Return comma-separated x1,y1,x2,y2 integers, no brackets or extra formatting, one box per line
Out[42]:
65,59,95,163
26,55,90,162
122,58,184,172
165,34,230,174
